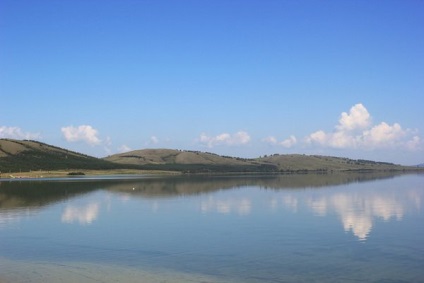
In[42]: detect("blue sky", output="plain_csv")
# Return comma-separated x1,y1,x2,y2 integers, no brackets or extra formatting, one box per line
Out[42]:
1,0,423,165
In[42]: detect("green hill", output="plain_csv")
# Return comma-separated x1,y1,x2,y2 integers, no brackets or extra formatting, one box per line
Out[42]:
257,154,408,172
0,139,122,172
104,148,415,173
0,139,420,174
104,149,277,172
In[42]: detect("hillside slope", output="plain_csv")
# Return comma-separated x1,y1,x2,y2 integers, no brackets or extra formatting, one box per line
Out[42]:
105,149,415,173
105,149,256,165
0,139,121,172
104,149,276,172
257,154,407,171
1,139,419,174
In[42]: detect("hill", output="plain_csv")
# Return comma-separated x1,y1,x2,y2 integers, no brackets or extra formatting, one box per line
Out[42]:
104,149,276,172
0,139,123,172
104,148,414,173
257,154,408,172
1,139,420,174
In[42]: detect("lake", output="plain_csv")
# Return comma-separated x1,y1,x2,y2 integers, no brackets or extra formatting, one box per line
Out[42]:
0,173,423,283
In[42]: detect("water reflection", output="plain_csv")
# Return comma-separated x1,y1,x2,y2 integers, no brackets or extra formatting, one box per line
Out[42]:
0,174,423,282
308,193,403,240
61,202,100,225
0,173,422,238
201,196,252,215
0,208,38,227
267,180,422,241
196,185,420,241
0,172,411,208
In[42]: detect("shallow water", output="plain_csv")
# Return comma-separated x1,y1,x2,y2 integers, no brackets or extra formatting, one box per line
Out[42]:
0,173,423,282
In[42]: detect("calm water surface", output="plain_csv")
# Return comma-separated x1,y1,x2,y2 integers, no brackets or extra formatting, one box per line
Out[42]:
0,173,423,282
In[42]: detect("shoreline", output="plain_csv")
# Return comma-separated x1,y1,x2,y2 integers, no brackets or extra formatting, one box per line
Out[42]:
1,168,423,180
0,169,180,179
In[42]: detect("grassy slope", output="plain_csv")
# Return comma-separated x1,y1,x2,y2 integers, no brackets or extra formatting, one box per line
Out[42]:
105,149,418,173
104,149,277,173
0,139,125,172
257,154,408,171
1,139,420,173
105,149,255,165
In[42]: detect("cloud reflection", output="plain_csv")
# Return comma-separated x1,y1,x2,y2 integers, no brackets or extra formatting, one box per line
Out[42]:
201,197,252,216
308,193,405,240
0,209,37,227
61,203,99,225
265,184,421,241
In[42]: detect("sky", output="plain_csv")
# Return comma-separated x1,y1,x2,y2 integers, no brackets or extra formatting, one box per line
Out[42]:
1,0,423,165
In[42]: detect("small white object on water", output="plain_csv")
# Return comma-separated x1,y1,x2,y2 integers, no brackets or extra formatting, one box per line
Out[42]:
132,188,135,190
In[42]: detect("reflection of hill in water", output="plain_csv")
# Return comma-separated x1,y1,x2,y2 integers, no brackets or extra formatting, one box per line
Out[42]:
107,172,410,197
0,180,101,210
0,172,416,209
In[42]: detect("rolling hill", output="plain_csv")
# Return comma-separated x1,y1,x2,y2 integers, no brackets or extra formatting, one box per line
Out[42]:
0,139,122,172
0,139,420,174
104,149,276,172
104,148,413,173
256,154,408,172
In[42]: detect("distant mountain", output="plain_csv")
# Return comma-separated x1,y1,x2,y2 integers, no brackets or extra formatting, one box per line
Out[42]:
0,139,122,172
417,163,424,168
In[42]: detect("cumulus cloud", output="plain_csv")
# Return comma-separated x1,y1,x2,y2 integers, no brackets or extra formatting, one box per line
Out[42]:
263,135,297,148
198,131,251,148
149,136,159,144
262,136,278,145
143,135,160,146
306,103,421,150
118,144,132,153
61,125,101,146
336,103,371,131
0,126,41,140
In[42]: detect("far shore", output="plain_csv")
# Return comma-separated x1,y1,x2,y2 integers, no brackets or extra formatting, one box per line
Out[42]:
0,169,180,179
1,167,423,180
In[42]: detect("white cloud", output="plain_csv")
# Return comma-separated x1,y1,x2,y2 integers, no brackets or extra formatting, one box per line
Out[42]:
144,135,160,146
306,103,421,151
150,136,159,144
0,126,41,140
263,135,297,148
103,136,113,155
406,136,421,151
362,122,405,147
118,144,132,153
61,125,101,146
262,136,278,145
198,131,251,148
281,135,297,148
336,103,371,131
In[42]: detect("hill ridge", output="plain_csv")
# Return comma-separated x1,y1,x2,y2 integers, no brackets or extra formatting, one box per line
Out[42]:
0,138,124,172
1,139,421,173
